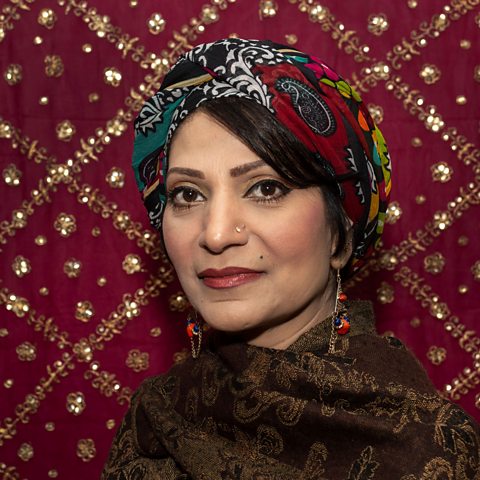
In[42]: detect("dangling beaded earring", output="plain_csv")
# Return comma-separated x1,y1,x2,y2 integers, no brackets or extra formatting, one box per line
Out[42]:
328,270,350,354
186,311,203,359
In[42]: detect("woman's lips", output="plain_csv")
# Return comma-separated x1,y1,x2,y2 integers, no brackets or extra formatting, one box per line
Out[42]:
198,267,263,289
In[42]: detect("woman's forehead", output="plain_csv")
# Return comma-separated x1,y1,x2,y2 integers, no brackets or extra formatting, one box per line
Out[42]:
168,112,268,174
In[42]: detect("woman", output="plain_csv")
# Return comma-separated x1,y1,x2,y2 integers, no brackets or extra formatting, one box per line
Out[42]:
103,39,479,479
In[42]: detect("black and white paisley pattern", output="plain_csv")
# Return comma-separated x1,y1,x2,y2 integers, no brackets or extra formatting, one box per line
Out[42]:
134,89,185,136
354,180,366,206
138,153,159,186
366,159,378,194
344,148,358,173
186,39,288,109
186,38,290,72
148,200,164,230
275,77,336,136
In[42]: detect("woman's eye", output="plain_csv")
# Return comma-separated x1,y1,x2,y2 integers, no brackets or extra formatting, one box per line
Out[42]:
168,187,204,207
247,180,290,201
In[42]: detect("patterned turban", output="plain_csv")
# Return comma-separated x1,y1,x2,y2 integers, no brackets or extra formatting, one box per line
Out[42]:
132,38,392,274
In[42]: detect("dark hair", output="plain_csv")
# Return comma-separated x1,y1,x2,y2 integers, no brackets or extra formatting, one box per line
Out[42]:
197,97,351,260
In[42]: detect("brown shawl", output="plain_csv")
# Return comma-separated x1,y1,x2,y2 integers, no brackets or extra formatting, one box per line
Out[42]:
102,302,480,479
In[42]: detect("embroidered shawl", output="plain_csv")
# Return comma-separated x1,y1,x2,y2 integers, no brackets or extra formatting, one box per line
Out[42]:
102,302,480,479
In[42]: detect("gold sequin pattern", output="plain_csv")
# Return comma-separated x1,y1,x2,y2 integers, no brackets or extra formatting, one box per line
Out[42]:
66,392,86,415
4,64,22,85
125,349,150,372
76,438,96,462
38,9,57,29
44,55,64,78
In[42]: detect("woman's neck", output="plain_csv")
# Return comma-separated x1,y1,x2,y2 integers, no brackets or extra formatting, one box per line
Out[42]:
245,293,336,350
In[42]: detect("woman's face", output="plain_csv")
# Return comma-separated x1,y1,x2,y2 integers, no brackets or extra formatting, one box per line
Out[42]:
163,111,344,348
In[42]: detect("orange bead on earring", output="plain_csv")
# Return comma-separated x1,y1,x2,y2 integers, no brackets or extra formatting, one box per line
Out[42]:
334,287,350,335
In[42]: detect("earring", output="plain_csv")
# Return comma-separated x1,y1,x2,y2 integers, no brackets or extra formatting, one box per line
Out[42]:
328,270,350,354
186,311,203,359
235,224,246,233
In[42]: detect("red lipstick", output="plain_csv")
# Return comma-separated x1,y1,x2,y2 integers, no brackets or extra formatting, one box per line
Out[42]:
198,267,262,289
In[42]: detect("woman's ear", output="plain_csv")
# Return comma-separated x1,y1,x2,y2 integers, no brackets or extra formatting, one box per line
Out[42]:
330,223,354,271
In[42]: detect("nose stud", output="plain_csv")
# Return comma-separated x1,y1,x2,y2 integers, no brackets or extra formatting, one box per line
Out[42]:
235,224,246,233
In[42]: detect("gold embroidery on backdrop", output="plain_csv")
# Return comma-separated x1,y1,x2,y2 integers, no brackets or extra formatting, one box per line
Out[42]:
0,268,174,446
367,13,389,36
393,266,480,401
37,8,57,29
446,366,480,401
66,178,163,260
290,1,372,63
2,162,22,186
84,362,132,405
0,117,56,165
419,63,441,85
75,300,95,323
169,292,189,312
423,252,446,275
0,0,35,43
259,0,278,19
103,67,122,87
64,258,82,278
76,438,96,462
56,119,76,141
105,167,125,189
60,0,158,67
376,281,394,304
66,392,86,416
0,287,71,348
122,254,143,274
347,181,480,285
54,212,77,237
427,346,447,366
366,103,384,124
11,255,31,277
4,63,23,85
0,163,71,245
431,162,453,183
147,12,166,34
0,462,21,480
4,379,14,389
0,353,75,447
125,349,150,372
16,342,37,362
44,54,64,78
385,201,402,224
472,261,480,281
17,442,34,462
73,269,174,358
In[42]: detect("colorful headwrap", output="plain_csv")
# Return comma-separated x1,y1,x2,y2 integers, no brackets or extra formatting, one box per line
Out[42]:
132,38,391,274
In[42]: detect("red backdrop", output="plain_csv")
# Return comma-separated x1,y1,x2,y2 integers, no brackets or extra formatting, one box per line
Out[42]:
1,0,479,477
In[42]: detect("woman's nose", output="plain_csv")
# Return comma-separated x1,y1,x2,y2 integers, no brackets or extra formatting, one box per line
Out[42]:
199,197,248,254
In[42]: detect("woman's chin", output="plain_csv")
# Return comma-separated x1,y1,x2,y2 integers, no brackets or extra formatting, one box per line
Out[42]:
203,316,256,333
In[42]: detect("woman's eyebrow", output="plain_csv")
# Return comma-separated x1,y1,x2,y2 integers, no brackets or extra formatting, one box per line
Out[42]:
229,160,266,177
167,160,266,179
167,167,205,179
